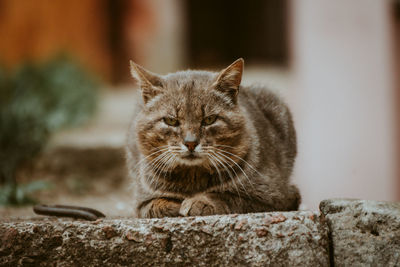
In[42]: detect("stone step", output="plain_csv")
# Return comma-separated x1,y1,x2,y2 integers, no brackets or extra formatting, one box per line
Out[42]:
0,211,328,266
1,199,399,266
320,199,400,266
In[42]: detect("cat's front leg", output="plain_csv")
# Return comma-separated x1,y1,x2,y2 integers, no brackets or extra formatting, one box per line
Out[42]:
138,198,181,218
179,194,230,216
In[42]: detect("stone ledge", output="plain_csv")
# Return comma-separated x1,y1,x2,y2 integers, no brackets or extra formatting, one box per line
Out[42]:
0,211,329,266
320,199,400,266
2,199,399,266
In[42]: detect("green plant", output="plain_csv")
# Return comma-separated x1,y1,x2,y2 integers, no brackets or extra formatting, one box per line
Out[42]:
0,56,99,205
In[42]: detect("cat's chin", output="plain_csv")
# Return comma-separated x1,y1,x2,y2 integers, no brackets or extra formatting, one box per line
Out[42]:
177,156,205,166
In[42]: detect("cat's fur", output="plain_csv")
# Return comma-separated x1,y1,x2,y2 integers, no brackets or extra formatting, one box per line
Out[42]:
126,58,300,218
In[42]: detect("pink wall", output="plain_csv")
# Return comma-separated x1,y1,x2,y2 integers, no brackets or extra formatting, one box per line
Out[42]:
290,0,398,209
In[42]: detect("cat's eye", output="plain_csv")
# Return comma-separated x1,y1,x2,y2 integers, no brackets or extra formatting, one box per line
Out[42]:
163,117,179,126
203,115,217,126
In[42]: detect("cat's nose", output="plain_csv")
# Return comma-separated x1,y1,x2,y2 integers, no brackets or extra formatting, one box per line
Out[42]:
184,141,198,152
184,132,198,152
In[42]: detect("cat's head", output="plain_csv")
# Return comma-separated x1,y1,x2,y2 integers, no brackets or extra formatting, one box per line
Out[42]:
131,59,249,172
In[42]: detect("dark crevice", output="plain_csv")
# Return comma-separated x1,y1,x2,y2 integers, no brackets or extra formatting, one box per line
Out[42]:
320,213,335,267
327,224,335,267
371,229,379,236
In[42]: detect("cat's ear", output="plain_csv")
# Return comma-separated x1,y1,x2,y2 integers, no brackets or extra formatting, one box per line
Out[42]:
213,58,244,102
130,60,164,103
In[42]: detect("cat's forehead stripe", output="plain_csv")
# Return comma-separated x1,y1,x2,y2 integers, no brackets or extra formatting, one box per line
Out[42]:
184,81,192,115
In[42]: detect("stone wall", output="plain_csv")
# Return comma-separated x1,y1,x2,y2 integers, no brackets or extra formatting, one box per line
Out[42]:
1,199,399,266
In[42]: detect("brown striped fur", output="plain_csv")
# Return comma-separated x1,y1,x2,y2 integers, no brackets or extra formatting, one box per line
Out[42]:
126,59,300,218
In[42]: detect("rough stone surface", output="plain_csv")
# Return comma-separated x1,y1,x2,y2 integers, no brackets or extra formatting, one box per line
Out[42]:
320,199,400,267
0,211,329,266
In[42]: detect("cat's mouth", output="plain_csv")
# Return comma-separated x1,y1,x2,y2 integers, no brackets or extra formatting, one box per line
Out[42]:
182,153,200,159
179,152,204,166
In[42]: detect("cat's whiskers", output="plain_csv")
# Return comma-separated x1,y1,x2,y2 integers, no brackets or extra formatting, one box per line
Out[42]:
153,151,174,174
149,145,170,152
166,154,179,179
205,150,242,200
133,146,170,171
157,153,175,180
160,154,177,188
209,150,249,201
141,151,167,177
144,152,168,187
142,145,180,172
151,154,172,190
210,150,249,199
214,146,263,178
138,145,181,190
206,152,244,202
149,148,179,190
205,145,256,192
214,150,256,193
146,151,173,188
214,144,235,149
204,152,224,190
168,145,183,151
202,146,226,175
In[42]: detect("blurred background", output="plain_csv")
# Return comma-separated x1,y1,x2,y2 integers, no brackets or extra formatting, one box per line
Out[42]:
0,0,399,216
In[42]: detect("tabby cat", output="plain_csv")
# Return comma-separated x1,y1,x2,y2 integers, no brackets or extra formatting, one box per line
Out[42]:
126,58,300,218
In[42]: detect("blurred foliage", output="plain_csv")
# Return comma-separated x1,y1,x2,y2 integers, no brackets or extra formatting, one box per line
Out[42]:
0,180,53,205
66,176,90,196
0,56,99,205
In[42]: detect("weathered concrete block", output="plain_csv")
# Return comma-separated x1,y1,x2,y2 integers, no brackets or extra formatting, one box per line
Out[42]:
320,199,400,267
0,211,329,266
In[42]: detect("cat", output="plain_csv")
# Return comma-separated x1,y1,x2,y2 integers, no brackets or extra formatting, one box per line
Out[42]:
126,58,300,218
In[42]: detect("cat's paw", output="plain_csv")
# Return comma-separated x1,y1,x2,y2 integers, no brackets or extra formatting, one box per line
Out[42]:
179,195,217,216
141,198,181,218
